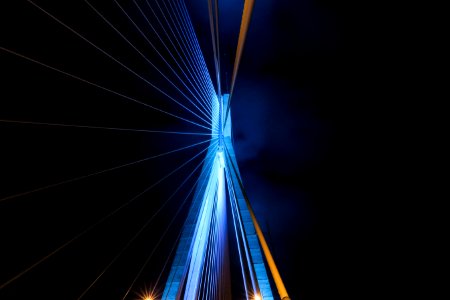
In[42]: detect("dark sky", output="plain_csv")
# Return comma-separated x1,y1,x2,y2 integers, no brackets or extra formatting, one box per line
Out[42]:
0,0,356,299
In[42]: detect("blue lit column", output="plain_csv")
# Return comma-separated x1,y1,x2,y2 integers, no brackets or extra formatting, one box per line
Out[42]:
162,94,274,299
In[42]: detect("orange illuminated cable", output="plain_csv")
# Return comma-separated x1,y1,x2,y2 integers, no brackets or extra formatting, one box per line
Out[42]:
230,0,255,96
224,0,255,127
225,147,291,300
247,203,291,300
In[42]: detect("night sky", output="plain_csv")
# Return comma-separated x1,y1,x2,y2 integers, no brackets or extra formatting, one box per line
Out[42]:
0,0,355,299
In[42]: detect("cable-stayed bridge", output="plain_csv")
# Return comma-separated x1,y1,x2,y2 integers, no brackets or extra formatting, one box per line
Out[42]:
0,1,290,299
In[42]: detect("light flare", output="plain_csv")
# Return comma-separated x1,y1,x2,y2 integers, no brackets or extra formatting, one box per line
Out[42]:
135,285,158,300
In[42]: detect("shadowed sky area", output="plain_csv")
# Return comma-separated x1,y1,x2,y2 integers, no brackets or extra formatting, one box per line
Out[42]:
0,0,351,299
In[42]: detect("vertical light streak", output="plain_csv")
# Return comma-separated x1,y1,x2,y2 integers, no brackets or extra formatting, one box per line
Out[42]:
76,142,218,299
120,145,218,300
229,171,259,295
226,172,249,299
183,154,220,299
161,142,219,299
224,144,275,299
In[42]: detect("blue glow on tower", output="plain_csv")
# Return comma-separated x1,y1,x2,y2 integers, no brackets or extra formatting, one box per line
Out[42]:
162,94,274,299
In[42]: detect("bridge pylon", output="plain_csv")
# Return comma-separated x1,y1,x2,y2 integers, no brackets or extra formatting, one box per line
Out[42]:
161,95,283,300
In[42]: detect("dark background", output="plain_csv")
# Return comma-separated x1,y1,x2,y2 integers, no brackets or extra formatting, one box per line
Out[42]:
0,0,368,299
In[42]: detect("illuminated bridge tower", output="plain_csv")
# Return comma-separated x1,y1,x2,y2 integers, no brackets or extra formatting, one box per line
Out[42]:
162,95,287,300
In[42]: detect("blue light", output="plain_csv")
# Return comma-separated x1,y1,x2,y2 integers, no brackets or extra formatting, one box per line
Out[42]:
163,94,274,299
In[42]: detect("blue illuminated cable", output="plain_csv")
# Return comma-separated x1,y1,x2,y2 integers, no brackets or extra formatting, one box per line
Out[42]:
197,243,205,300
210,215,217,299
160,0,215,107
214,192,221,298
215,0,221,87
169,0,217,103
208,201,215,300
162,145,218,299
166,0,215,102
228,183,248,299
162,143,218,298
123,141,218,213
183,154,220,297
232,174,259,295
177,0,217,99
218,180,225,298
132,0,213,115
221,165,228,295
0,47,211,131
76,141,218,299
206,0,221,98
207,202,218,299
84,0,212,126
208,202,218,299
153,0,209,98
0,139,216,290
225,147,263,296
116,0,213,119
132,0,213,116
203,153,219,300
217,187,224,298
204,220,214,299
138,0,214,116
214,178,223,299
151,229,182,297
154,0,215,110
120,143,218,300
203,225,212,299
216,207,221,299
225,168,250,299
178,148,217,298
0,119,213,136
111,1,212,120
154,147,217,298
194,150,217,300
212,200,220,299
207,205,217,299
0,137,213,204
26,1,211,128
196,212,207,299
213,0,222,98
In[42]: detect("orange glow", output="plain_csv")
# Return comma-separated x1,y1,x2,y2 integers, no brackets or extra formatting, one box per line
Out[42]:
139,293,154,300
135,285,158,300
254,295,261,300
139,292,154,300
